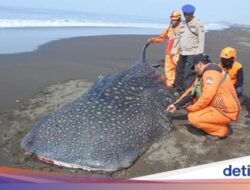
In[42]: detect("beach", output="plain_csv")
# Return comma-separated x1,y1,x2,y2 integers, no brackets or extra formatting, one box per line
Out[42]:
0,26,250,178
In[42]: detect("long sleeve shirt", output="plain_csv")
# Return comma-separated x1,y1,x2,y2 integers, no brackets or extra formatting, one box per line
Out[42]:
150,26,179,55
174,64,240,121
171,18,205,56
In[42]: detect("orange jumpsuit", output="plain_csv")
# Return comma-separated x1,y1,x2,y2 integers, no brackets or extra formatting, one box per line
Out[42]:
174,64,241,137
150,26,180,86
218,61,243,86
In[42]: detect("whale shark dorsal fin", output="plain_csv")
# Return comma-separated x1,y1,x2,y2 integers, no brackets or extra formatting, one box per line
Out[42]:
139,42,150,64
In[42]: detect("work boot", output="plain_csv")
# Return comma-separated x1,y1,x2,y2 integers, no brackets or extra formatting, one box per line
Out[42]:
206,135,226,141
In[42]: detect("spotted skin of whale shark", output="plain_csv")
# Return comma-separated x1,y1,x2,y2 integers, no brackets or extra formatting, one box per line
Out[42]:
21,43,174,172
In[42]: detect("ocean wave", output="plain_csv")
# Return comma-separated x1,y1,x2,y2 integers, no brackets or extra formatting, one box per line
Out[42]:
205,23,230,31
0,19,166,29
0,19,229,31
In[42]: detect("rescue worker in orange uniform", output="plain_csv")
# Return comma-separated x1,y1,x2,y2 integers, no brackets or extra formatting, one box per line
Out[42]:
148,11,181,87
167,54,241,140
218,47,243,97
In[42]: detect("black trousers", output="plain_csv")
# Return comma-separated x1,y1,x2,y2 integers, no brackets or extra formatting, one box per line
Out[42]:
173,55,196,92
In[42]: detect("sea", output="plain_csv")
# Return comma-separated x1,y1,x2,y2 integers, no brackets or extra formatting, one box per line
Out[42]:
0,6,230,54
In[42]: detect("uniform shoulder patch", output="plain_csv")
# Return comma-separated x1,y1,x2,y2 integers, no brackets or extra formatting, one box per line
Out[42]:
205,77,213,85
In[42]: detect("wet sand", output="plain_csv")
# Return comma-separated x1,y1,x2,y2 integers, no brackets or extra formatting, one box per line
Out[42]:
0,26,250,179
0,35,166,112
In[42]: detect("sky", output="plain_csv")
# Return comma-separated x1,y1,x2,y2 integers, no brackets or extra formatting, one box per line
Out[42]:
0,0,249,25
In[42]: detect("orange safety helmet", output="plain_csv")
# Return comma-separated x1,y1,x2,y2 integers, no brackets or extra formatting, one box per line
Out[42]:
170,11,181,21
220,47,237,59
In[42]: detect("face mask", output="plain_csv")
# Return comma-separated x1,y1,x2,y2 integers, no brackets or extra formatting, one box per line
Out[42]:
221,58,234,68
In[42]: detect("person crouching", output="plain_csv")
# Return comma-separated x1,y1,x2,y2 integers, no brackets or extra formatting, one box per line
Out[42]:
167,54,241,140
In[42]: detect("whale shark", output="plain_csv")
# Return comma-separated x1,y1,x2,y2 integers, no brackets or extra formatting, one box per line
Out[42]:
21,43,174,172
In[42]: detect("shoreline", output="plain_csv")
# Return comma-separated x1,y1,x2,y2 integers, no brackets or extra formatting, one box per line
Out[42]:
1,26,250,112
0,27,162,55
0,23,243,55
0,34,165,112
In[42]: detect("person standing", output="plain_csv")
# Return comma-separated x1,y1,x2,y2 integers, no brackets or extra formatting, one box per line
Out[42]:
171,4,205,95
148,11,181,87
